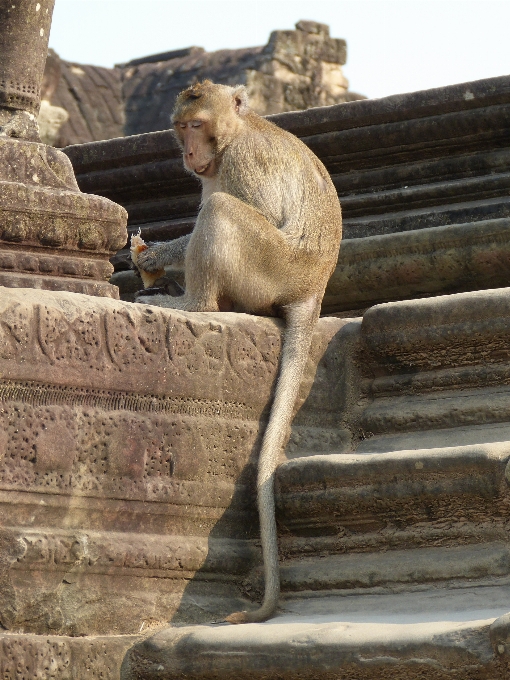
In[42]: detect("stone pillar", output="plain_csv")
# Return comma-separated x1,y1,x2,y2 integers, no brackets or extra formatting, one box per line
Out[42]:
0,0,55,141
0,0,127,298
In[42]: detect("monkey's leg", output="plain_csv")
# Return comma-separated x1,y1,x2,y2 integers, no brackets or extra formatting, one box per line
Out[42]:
135,209,222,311
137,192,285,312
186,192,317,313
138,192,319,313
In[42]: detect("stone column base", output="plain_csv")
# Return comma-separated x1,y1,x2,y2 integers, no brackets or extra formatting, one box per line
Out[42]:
0,137,127,297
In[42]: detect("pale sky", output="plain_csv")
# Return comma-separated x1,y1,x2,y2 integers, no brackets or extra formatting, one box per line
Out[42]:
49,0,510,100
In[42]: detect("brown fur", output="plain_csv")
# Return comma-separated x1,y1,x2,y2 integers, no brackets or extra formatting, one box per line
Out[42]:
134,81,342,623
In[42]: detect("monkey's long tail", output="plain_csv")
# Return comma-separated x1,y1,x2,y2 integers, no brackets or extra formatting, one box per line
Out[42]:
225,299,320,624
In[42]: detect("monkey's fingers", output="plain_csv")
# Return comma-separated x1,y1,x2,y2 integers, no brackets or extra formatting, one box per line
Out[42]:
134,250,161,273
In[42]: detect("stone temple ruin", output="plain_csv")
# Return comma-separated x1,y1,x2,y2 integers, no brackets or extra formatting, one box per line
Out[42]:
37,20,365,148
1,1,510,679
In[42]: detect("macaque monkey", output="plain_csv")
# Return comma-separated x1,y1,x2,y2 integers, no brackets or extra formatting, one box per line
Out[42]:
134,80,342,623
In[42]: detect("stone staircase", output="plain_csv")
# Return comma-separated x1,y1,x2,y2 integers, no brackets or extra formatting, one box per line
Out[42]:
122,287,510,679
2,72,509,677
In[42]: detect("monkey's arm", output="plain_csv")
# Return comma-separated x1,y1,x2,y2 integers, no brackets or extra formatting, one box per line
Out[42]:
135,233,191,272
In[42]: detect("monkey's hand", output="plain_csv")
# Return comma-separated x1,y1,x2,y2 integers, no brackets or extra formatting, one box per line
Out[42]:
135,245,166,273
137,233,191,272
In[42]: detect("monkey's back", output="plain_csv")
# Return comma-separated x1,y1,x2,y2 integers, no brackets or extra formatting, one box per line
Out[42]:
218,111,342,266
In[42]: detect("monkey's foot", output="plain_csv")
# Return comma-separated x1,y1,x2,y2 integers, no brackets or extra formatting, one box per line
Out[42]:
134,287,167,298
134,281,185,299
0,109,40,141
135,290,187,311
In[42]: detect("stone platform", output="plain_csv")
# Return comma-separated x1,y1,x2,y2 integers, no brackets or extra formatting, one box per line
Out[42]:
0,287,350,644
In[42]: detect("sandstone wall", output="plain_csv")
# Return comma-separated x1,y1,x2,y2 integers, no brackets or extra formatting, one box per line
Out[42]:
0,287,353,640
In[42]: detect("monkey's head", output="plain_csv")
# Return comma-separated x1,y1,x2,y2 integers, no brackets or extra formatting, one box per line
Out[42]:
172,80,249,178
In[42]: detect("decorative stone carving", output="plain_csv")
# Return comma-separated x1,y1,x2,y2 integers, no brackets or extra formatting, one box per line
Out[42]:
0,287,350,635
0,137,127,296
0,633,139,680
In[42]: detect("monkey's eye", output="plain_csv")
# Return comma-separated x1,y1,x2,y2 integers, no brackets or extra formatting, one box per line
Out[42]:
190,121,202,128
177,122,186,129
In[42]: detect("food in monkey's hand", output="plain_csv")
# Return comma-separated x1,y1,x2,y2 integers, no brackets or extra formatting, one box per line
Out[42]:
130,230,165,289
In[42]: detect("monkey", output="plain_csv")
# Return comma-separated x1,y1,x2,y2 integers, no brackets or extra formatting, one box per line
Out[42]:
134,80,342,623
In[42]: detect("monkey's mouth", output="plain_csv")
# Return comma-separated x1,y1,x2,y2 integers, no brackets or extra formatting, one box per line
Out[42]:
194,161,213,176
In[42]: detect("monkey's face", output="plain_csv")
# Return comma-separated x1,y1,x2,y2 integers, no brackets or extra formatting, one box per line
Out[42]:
174,116,218,178
172,81,249,179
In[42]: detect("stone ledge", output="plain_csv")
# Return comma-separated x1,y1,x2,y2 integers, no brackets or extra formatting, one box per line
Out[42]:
121,586,510,679
0,270,118,298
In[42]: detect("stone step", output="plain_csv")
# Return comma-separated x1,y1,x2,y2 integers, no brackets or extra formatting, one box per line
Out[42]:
361,385,510,436
332,147,510,197
325,217,510,313
341,172,510,221
273,443,510,595
120,586,510,679
302,100,510,170
277,443,510,539
357,422,510,455
356,288,510,440
361,286,510,369
344,194,510,239
280,543,510,594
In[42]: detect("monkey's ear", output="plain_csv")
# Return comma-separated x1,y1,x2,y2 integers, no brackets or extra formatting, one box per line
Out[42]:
232,86,249,115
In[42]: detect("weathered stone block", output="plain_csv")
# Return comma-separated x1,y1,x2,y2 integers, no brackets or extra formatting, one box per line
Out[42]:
0,633,139,680
0,287,351,635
